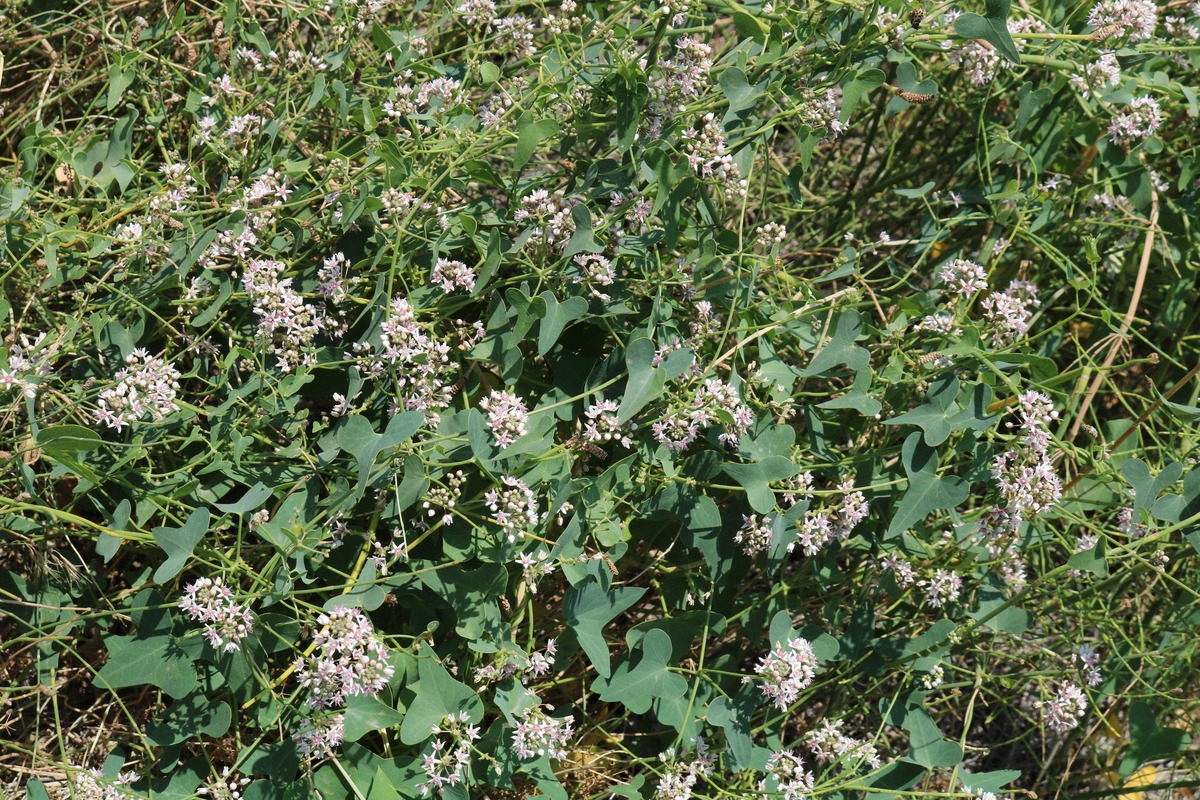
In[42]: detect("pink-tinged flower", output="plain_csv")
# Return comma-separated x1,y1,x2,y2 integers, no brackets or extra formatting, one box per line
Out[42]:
760,750,815,800
1087,0,1158,41
180,577,254,652
480,389,528,448
484,475,540,542
292,715,345,760
583,399,636,448
937,258,987,296
512,704,574,760
295,607,394,709
431,258,477,294
1108,96,1164,147
751,637,819,710
736,514,774,557
1041,681,1088,733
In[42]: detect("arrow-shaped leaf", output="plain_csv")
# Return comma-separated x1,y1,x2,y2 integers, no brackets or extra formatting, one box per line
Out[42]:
563,579,646,678
954,0,1020,64
153,507,209,583
594,629,687,713
887,432,968,537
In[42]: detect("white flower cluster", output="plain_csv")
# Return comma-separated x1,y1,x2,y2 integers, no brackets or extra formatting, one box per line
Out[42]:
1071,53,1121,99
484,475,541,542
736,514,775,558
1087,0,1158,41
481,389,529,448
937,258,988,296
511,704,574,760
423,469,466,526
992,390,1062,520
681,113,746,202
418,712,480,796
292,715,345,761
571,253,617,299
239,257,330,370
516,549,555,593
583,399,637,448
1108,95,1164,147
760,750,815,800
797,88,845,141
792,478,870,556
375,296,457,420
1041,681,1088,733
514,189,576,252
654,739,715,800
295,606,395,710
804,718,883,769
431,258,477,294
94,349,181,432
0,332,54,399
179,577,254,653
69,767,138,800
473,639,558,684
981,280,1040,347
752,637,819,711
660,377,756,454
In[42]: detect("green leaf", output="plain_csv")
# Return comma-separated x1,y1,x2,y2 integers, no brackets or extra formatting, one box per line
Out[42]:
1123,459,1183,516
338,412,424,495
706,688,759,770
799,310,870,378
902,618,955,662
883,376,959,446
594,629,687,713
967,574,1030,634
215,482,273,514
1016,82,1053,132
719,67,764,114
504,288,548,340
887,433,968,537
153,507,209,583
840,69,885,121
959,769,1023,794
479,61,500,84
238,741,301,782
97,499,130,562
954,0,1020,64
615,75,648,151
619,339,692,423
1119,701,1191,778
724,457,797,514
538,292,588,356
1067,538,1108,577
37,424,101,455
895,61,937,100
344,694,406,742
416,563,507,640
399,656,482,745
367,768,402,800
563,205,602,258
146,691,232,745
563,579,646,678
96,590,198,699
884,378,996,446
732,8,770,42
106,53,138,110
514,114,559,171
888,691,963,768
1152,465,1200,524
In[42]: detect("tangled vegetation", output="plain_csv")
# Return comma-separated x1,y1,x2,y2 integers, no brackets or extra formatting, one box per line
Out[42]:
1,0,1199,798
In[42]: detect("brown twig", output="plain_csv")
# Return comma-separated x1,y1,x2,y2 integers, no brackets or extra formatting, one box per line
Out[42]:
1066,175,1159,443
